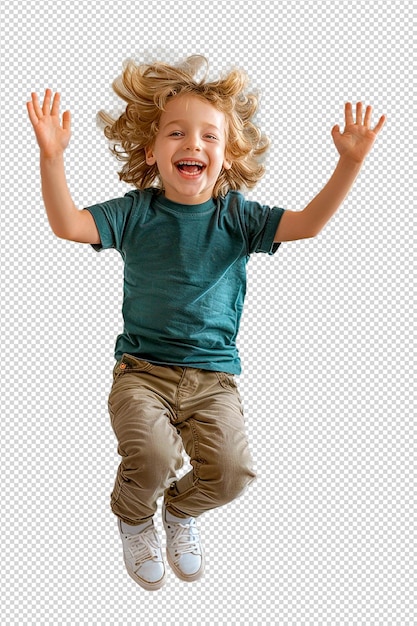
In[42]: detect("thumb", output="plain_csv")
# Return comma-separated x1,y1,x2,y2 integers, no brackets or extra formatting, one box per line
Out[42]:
331,124,341,141
62,110,71,131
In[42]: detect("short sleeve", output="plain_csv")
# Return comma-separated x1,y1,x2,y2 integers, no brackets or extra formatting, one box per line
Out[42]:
243,198,285,255
84,191,137,252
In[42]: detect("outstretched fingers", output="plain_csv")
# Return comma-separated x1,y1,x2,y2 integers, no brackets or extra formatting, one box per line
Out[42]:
360,101,386,134
355,101,364,124
41,88,53,115
372,113,386,135
27,90,49,126
26,100,37,127
27,91,42,125
27,88,61,118
62,109,71,131
363,104,373,128
50,91,61,117
344,102,354,126
27,89,71,130
344,101,386,134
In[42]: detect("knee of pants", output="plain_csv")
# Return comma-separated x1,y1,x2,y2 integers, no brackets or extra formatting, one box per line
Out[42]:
198,454,256,506
117,430,183,486
121,442,178,473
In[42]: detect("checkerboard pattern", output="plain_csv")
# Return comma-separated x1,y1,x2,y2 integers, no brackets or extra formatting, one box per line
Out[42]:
2,0,415,623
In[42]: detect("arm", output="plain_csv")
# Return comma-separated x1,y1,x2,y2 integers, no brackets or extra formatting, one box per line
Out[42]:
27,89,100,244
274,102,386,242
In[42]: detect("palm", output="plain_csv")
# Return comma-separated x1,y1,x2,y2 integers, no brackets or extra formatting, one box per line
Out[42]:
332,102,385,163
27,89,71,157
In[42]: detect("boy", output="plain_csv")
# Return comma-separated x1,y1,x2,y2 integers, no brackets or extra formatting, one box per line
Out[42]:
27,55,385,590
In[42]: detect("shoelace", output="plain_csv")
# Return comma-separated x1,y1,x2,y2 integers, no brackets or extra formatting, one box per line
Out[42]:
125,527,161,568
166,520,201,561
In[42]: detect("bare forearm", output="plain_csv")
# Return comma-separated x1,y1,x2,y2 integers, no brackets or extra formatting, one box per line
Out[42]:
274,102,385,243
301,156,363,237
275,156,363,242
28,90,99,244
40,154,79,238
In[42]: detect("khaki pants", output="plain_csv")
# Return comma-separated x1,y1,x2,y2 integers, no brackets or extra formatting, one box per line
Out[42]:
108,354,256,525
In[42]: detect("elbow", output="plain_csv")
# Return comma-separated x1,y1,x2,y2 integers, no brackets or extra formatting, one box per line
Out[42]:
295,227,321,241
305,227,322,239
47,216,70,240
51,225,74,241
302,221,326,239
51,226,69,240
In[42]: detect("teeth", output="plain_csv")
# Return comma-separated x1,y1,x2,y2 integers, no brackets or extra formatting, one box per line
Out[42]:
177,160,204,167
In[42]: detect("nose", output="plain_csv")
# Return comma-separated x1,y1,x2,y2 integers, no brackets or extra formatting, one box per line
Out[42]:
186,144,201,152
185,133,201,151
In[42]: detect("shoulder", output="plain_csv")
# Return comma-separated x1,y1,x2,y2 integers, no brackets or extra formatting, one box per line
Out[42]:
218,191,251,220
219,190,246,209
124,187,156,208
114,188,157,224
219,190,269,218
219,190,267,209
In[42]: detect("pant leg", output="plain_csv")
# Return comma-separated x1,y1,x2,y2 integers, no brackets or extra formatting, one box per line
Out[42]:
108,357,184,525
164,369,256,519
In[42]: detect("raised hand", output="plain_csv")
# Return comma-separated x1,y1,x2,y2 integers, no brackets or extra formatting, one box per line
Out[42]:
27,89,71,158
331,102,385,164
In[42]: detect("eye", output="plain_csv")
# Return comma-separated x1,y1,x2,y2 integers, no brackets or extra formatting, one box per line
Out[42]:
205,134,218,141
169,131,183,137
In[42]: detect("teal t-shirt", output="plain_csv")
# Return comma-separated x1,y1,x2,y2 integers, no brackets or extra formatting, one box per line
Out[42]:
85,188,284,374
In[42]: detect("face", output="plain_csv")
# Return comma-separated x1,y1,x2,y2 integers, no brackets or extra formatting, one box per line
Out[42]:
145,94,232,204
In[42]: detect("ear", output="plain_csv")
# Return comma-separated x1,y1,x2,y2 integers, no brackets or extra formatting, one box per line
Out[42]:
145,146,157,165
223,157,232,170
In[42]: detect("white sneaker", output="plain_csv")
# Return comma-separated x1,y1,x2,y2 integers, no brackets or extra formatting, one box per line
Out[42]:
162,503,205,582
118,518,166,590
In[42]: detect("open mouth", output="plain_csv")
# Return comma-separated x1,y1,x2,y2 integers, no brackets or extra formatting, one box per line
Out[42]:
175,160,206,176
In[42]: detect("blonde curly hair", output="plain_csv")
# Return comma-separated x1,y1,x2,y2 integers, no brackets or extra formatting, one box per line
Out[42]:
98,55,269,198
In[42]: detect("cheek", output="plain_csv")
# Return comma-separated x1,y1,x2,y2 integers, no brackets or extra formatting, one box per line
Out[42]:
212,144,230,168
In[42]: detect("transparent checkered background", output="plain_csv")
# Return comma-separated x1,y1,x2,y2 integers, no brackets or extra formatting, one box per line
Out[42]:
2,0,415,623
